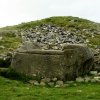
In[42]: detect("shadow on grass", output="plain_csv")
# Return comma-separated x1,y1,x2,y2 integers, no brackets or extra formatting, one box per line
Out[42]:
0,68,33,82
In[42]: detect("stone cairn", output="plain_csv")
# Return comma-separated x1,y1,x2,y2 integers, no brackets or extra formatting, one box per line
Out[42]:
1,24,100,87
21,24,86,50
28,71,100,87
19,24,100,87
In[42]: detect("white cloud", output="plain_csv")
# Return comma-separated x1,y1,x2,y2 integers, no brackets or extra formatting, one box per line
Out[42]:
0,0,100,27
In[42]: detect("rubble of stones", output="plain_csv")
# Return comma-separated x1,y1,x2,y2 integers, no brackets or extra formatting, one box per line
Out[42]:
29,70,100,87
21,24,87,50
94,47,100,71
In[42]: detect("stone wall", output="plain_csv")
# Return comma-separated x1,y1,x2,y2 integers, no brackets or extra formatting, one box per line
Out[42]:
11,44,94,81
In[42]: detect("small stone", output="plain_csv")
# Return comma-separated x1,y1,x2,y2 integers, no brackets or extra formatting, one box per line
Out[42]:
98,73,100,76
0,46,5,49
0,37,3,40
56,80,64,86
55,85,60,88
48,82,55,87
84,77,91,83
40,81,46,86
32,74,37,77
29,80,34,84
76,77,84,82
90,79,96,83
52,77,57,82
33,81,39,86
29,80,39,86
41,78,51,83
94,76,100,82
90,71,98,76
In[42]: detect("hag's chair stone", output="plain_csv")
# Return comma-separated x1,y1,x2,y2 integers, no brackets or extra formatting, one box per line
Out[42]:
11,44,94,81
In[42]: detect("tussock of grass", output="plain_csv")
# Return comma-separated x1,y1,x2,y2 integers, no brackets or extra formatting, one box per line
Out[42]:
0,36,21,54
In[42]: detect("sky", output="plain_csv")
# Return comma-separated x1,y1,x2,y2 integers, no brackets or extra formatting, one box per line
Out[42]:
0,0,100,27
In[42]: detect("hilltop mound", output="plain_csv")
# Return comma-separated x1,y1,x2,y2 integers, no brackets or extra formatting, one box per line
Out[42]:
0,16,100,53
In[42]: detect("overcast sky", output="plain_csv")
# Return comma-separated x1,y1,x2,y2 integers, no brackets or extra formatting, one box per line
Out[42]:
0,0,100,27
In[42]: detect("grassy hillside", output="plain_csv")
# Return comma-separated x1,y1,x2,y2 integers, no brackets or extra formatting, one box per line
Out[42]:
0,16,100,30
0,16,100,54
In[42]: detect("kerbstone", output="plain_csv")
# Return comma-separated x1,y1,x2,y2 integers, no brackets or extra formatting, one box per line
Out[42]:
11,44,94,81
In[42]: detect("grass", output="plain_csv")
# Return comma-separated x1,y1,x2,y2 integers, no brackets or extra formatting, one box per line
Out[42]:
0,35,21,54
0,76,100,100
0,16,99,31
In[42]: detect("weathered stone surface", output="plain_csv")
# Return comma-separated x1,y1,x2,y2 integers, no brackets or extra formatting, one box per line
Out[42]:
76,77,84,82
90,79,97,83
11,44,94,81
52,77,57,82
93,48,100,72
0,36,3,40
40,81,46,86
56,80,64,86
41,78,51,83
48,82,55,87
90,71,98,75
84,76,91,82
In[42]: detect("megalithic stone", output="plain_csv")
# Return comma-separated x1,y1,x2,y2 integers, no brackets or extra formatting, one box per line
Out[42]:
11,44,94,81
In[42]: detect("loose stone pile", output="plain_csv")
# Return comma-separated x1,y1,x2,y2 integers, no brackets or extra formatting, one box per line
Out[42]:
94,48,100,71
21,24,86,50
28,70,100,87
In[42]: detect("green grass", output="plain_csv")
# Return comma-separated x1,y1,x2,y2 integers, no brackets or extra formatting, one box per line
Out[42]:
0,16,99,31
0,35,21,54
0,76,100,100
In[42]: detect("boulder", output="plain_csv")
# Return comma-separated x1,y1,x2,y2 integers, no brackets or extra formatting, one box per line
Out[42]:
11,44,94,81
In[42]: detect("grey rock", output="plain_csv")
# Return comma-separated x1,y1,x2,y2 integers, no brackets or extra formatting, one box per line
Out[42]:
76,77,84,82
48,82,55,87
40,81,46,86
41,78,51,83
55,85,61,88
94,76,100,82
90,78,97,83
84,76,91,82
29,80,39,86
52,77,57,82
56,80,64,86
90,71,98,76
0,36,3,40
11,44,94,81
0,46,5,49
